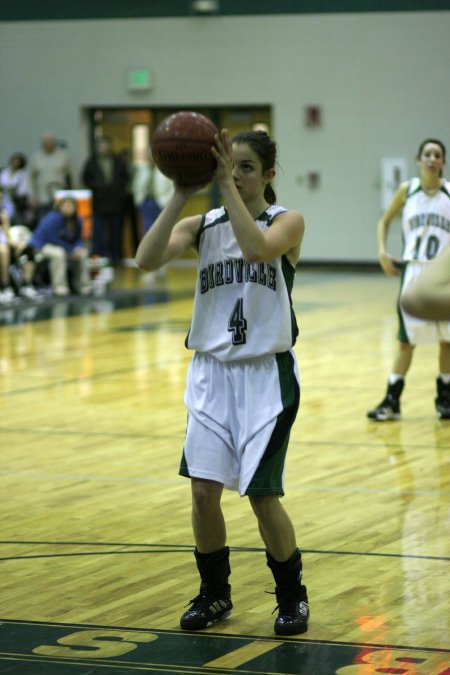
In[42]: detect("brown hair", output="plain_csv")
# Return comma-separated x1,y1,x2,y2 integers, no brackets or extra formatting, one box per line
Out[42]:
417,138,446,161
232,130,277,204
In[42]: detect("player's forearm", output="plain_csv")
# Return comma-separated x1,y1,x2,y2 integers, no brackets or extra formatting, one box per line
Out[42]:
135,192,187,270
220,181,266,262
376,217,390,256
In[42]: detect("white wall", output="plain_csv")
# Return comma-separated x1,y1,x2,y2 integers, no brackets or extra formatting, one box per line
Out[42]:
1,12,449,262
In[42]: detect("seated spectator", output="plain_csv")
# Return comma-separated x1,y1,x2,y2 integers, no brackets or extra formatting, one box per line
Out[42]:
0,152,31,225
7,223,41,300
0,194,16,304
29,196,91,297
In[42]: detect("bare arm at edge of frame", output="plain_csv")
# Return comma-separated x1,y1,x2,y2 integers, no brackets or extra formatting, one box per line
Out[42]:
401,247,450,321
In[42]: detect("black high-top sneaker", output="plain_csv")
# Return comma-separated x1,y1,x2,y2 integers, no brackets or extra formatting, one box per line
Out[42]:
180,547,232,630
367,379,404,421
266,549,310,636
435,377,450,419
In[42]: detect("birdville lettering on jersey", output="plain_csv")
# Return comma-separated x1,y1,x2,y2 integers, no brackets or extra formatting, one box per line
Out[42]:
409,213,450,233
199,258,277,294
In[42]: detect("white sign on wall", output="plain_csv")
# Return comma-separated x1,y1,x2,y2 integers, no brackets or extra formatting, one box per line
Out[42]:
381,157,408,211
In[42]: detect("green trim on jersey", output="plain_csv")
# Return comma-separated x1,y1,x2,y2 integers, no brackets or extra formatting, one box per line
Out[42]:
194,214,207,252
202,210,230,232
245,351,300,497
397,263,410,344
266,208,299,346
195,209,229,251
405,181,422,200
406,181,450,201
281,255,299,344
258,210,273,225
179,448,190,478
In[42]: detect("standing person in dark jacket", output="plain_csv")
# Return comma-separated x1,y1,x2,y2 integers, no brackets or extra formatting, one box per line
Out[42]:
81,137,129,265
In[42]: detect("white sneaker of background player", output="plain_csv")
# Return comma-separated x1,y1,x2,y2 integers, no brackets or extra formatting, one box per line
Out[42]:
0,287,16,303
20,285,39,299
143,267,166,285
142,271,157,285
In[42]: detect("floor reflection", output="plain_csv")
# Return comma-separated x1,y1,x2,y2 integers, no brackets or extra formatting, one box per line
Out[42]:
0,287,189,326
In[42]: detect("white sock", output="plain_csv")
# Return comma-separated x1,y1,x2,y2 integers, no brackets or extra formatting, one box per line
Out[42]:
389,374,404,385
439,373,450,384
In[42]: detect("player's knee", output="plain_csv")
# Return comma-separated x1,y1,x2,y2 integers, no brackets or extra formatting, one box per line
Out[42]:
398,341,414,352
248,494,279,520
191,480,221,514
48,247,66,261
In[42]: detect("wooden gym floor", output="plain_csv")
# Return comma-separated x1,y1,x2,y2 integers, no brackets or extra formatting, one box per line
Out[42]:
0,264,449,675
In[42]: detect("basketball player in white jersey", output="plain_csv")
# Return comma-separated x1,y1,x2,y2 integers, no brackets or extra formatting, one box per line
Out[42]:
367,139,450,421
136,128,309,635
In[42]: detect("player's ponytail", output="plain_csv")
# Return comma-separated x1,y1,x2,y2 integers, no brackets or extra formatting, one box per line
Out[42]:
264,183,276,205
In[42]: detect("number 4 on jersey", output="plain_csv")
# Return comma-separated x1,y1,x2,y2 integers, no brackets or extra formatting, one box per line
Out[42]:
228,298,247,345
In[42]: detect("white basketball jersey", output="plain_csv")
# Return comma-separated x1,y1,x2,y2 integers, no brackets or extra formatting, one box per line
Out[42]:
402,177,450,261
185,205,299,361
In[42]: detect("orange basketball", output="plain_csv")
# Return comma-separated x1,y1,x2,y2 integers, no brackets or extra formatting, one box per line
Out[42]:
151,111,218,186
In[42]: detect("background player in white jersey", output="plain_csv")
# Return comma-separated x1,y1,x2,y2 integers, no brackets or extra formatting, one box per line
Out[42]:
367,139,450,421
136,129,308,635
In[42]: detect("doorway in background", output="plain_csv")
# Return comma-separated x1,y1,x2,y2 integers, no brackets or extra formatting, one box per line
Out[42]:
86,106,271,260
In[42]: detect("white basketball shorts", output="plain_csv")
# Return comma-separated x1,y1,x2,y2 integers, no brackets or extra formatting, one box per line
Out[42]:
179,350,300,496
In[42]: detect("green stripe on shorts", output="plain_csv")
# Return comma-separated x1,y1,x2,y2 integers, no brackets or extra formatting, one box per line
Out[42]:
245,352,300,496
